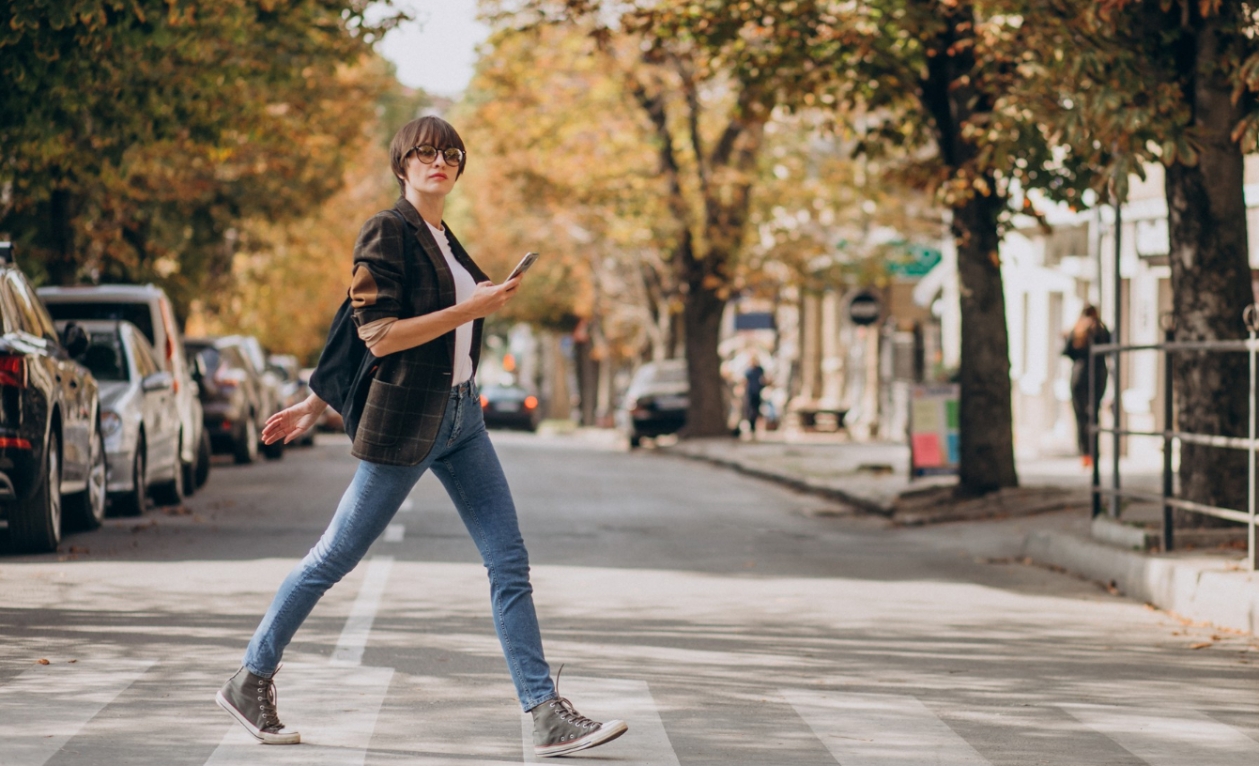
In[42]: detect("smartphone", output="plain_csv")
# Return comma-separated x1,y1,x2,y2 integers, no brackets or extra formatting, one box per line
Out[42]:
507,251,540,281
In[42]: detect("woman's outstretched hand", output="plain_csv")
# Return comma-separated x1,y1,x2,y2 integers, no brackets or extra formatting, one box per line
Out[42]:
263,393,329,445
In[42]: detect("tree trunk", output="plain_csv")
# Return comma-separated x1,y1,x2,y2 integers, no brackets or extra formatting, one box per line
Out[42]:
953,189,1019,494
680,281,729,437
919,1,1019,495
41,187,78,285
1162,9,1253,524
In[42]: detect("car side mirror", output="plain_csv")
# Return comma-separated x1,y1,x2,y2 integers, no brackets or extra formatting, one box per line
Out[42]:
61,322,89,358
142,371,174,392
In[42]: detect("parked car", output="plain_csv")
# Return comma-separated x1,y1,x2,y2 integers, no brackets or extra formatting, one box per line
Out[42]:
619,359,689,448
38,283,209,495
186,338,280,463
69,320,183,515
480,384,540,431
270,354,314,446
220,335,285,425
298,367,339,434
0,243,106,553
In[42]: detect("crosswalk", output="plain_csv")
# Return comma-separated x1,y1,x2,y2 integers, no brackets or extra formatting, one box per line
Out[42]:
4,660,1259,765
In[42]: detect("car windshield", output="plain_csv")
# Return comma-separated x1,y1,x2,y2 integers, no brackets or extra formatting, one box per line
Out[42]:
633,362,687,389
190,345,220,376
45,302,155,345
82,332,128,382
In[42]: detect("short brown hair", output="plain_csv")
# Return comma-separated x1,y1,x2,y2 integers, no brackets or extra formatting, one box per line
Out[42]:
390,116,467,194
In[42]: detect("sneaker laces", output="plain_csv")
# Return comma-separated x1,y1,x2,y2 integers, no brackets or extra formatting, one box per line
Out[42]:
252,674,285,731
549,665,598,730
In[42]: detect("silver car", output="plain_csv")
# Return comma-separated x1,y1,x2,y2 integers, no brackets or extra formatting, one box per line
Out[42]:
69,320,183,516
38,284,210,497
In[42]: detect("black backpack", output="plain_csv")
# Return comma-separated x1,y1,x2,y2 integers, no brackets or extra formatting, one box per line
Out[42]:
308,210,414,440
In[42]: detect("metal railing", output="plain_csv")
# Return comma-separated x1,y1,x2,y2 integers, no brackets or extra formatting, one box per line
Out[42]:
1089,305,1259,569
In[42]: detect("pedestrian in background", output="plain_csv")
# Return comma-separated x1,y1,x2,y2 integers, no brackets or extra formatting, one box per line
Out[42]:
743,355,767,438
214,116,627,758
1062,305,1110,468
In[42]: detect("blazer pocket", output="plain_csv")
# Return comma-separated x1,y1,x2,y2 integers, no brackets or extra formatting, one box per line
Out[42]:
358,378,422,447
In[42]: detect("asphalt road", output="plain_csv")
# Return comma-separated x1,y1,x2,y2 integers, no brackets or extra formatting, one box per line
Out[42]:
2,429,1258,766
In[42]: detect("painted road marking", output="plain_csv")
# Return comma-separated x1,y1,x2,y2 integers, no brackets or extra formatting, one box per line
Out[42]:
331,556,393,667
521,676,675,765
783,690,991,766
1063,704,1259,765
0,659,154,766
399,498,414,513
383,524,405,543
206,664,394,765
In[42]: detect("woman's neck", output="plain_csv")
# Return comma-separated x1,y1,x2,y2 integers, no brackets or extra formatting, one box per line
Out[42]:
406,188,445,230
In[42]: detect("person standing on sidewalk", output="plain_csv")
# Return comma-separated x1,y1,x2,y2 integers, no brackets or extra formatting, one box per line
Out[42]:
742,356,767,438
214,116,628,758
1062,305,1110,467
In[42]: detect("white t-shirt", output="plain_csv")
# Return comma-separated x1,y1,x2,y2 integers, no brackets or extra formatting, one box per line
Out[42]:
426,220,477,384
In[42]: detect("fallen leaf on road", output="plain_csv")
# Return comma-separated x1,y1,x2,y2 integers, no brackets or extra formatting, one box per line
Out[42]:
1190,642,1213,650
36,658,49,665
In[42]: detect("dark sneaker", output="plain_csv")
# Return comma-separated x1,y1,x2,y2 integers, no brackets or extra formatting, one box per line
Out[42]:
530,679,628,758
215,666,301,745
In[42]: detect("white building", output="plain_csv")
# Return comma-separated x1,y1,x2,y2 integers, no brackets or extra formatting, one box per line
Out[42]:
925,159,1259,461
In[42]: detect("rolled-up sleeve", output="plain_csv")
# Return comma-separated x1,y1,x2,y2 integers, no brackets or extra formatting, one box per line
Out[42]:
350,212,407,328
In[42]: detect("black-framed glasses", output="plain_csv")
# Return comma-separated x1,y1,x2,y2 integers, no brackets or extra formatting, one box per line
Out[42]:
408,144,465,166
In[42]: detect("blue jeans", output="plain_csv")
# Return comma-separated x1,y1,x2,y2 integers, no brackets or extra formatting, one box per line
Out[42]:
242,381,557,711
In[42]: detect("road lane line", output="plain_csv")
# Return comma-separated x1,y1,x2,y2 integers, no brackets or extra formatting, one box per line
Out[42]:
1063,704,1259,765
0,659,154,766
521,677,675,765
384,524,405,543
206,663,394,765
783,690,991,766
330,555,393,667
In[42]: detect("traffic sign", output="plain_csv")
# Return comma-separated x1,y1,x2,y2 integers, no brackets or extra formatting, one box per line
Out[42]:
848,291,881,326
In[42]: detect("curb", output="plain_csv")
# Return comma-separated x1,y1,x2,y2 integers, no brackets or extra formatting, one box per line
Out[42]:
661,449,893,515
1022,529,1259,634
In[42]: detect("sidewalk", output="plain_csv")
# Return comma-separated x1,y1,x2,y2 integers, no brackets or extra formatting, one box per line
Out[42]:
660,432,1259,635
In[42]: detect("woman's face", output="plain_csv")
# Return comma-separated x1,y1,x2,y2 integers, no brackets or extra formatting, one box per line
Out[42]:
400,145,461,198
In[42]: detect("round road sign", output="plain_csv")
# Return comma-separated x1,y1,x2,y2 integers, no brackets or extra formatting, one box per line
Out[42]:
848,290,881,326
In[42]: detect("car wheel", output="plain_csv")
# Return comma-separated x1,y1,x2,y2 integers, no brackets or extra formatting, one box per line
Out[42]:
11,429,62,554
194,428,211,488
233,417,258,464
111,439,148,517
629,433,642,448
64,425,107,531
153,434,185,506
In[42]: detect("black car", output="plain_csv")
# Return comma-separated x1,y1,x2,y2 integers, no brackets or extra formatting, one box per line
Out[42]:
618,359,689,448
186,338,281,463
480,384,540,431
0,243,106,553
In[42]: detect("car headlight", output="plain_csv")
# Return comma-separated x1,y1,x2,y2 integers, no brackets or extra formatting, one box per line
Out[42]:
101,410,122,437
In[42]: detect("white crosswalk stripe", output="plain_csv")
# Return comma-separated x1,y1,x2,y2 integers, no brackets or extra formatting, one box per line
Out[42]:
521,677,677,765
205,664,394,765
399,498,415,513
0,659,153,766
1063,703,1259,766
783,689,992,766
384,523,405,542
330,555,394,667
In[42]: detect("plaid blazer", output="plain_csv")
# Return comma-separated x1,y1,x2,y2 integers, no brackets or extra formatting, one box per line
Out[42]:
348,198,489,466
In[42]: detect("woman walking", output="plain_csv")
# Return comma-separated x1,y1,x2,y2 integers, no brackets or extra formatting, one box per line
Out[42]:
215,116,627,758
1063,305,1111,467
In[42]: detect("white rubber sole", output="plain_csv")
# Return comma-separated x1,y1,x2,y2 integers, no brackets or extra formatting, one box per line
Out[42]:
216,690,301,745
535,719,629,758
